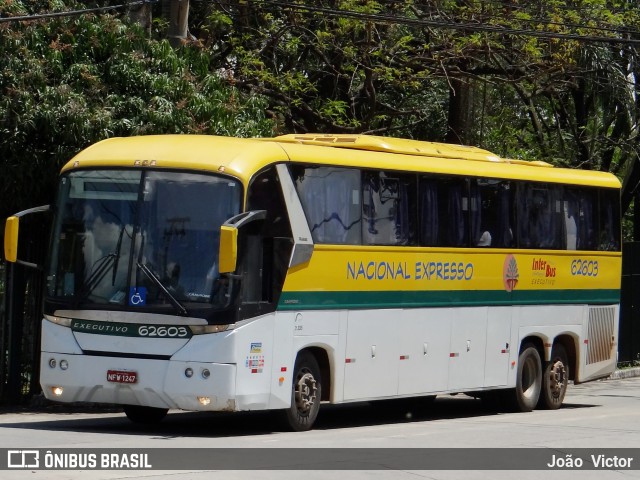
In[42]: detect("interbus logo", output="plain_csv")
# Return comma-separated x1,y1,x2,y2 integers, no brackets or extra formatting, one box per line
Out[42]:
503,254,519,292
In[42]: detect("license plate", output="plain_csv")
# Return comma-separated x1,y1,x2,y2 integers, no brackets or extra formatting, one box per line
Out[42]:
106,370,137,384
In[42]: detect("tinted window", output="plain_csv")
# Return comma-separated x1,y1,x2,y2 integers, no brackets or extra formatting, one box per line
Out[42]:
363,171,416,245
564,188,597,250
517,183,564,249
472,179,514,248
419,176,468,247
291,166,362,244
598,189,620,251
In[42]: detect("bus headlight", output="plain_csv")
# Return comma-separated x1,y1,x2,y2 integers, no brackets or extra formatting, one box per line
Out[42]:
44,314,72,327
189,324,230,335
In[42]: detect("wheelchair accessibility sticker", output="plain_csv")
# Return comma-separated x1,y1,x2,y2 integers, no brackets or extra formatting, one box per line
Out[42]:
129,287,147,306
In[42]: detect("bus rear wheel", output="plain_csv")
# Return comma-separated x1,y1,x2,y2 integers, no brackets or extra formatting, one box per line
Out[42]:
537,344,569,410
123,405,168,424
282,351,321,431
503,344,542,412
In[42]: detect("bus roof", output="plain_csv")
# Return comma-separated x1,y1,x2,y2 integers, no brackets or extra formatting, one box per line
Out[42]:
62,134,621,189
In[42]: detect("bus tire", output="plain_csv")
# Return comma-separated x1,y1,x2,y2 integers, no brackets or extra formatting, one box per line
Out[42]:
123,405,168,424
503,344,542,412
282,351,321,431
537,344,569,410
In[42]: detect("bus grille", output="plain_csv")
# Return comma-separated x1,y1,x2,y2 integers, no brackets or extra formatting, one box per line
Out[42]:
586,306,615,365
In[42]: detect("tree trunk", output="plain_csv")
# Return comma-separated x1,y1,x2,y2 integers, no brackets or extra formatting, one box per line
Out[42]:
445,77,473,145
165,0,190,48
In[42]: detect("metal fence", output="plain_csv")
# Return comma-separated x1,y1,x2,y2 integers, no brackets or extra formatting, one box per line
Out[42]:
0,210,48,405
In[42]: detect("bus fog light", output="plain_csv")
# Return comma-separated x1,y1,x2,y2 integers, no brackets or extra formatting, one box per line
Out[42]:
51,386,63,396
59,360,69,370
48,358,56,369
202,369,210,379
185,368,194,378
197,396,211,406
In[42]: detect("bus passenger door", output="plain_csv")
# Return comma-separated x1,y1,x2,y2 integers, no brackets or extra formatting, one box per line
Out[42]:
343,310,399,400
483,308,512,387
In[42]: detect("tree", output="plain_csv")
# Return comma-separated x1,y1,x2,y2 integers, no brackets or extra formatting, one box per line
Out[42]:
0,0,274,221
193,0,640,178
194,1,450,137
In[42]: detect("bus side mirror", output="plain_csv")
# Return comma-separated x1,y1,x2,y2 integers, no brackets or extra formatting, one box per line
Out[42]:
218,210,267,274
219,226,238,274
3,205,51,268
4,216,19,263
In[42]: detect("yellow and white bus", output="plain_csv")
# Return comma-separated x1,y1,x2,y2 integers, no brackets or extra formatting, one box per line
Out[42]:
4,134,621,430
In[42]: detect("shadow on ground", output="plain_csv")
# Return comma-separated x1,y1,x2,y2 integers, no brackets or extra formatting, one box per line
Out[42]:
0,394,599,439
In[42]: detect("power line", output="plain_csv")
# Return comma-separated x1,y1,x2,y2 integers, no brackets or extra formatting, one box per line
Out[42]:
450,0,640,38
236,0,640,46
450,10,640,38
4,0,639,47
0,0,157,24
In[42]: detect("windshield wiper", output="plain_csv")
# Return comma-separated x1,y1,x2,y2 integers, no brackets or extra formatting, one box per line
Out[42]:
77,225,128,303
136,261,188,316
79,254,115,301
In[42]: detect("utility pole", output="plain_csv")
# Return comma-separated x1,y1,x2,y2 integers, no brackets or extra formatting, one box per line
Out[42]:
164,0,190,48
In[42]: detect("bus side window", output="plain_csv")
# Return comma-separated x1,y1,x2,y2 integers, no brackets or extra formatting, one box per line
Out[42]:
418,176,468,247
517,183,564,250
598,189,621,251
564,188,597,251
473,179,513,248
442,178,468,247
363,171,416,246
290,165,362,245
418,177,439,246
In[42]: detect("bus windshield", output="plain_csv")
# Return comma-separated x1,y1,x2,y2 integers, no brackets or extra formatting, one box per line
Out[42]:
45,169,242,319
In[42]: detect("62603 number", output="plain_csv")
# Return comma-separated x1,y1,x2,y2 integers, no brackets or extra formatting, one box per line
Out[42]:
137,325,190,338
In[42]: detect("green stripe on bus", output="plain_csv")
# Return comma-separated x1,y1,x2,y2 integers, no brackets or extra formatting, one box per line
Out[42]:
278,289,620,310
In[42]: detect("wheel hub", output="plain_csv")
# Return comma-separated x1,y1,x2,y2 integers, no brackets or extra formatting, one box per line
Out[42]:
549,360,567,396
294,371,317,414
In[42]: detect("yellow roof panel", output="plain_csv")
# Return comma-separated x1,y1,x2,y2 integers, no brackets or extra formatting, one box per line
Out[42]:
61,134,621,190
273,133,504,163
270,138,620,189
62,135,288,185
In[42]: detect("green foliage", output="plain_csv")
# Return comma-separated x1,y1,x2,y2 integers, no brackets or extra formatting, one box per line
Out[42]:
195,0,640,184
193,0,449,136
0,1,274,221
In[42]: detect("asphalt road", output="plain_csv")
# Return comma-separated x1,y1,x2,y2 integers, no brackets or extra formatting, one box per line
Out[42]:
1,376,640,479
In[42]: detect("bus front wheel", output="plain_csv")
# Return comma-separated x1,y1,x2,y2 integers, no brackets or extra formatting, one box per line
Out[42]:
282,351,321,431
537,344,569,410
123,405,168,424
